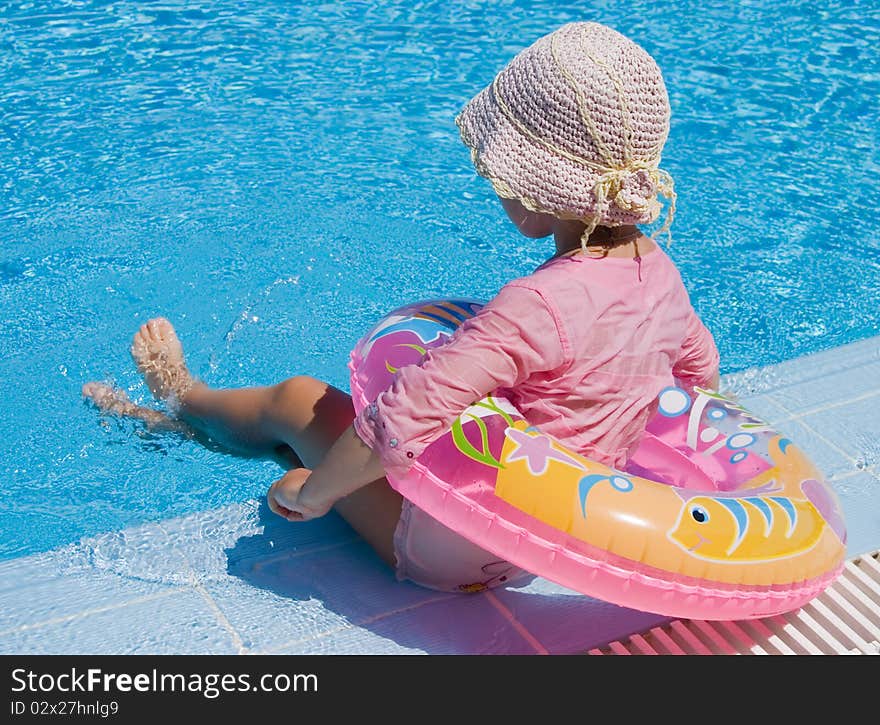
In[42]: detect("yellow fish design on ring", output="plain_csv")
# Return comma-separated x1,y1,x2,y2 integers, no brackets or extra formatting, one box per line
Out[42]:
668,483,825,562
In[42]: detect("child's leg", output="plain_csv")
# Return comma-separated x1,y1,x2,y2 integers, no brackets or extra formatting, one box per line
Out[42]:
181,376,403,567
81,382,191,434
84,318,403,568
81,380,300,468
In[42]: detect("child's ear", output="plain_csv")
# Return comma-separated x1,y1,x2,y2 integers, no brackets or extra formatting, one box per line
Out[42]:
498,196,554,239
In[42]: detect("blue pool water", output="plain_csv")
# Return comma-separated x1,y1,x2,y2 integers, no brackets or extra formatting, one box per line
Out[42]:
1,0,878,560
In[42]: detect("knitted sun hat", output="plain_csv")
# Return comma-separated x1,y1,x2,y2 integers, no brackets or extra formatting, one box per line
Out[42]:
456,21,677,245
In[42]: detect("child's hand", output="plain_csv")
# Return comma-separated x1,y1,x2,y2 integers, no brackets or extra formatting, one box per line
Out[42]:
267,468,332,522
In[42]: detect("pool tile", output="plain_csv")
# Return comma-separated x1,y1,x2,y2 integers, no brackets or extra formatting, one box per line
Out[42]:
0,590,237,655
644,385,853,480
0,527,184,633
770,416,855,478
724,336,880,397
828,470,880,558
730,395,854,478
203,537,444,653
62,519,194,587
160,499,360,583
268,592,537,655
492,577,670,654
0,573,182,636
0,551,74,593
722,336,880,413
796,397,880,471
767,366,880,418
722,366,798,399
732,393,790,425
202,577,357,653
268,623,425,654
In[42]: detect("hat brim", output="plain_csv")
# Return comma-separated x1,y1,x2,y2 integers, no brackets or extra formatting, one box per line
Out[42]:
456,82,659,227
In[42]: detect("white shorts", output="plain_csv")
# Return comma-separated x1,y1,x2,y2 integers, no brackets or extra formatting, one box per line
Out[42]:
392,499,532,593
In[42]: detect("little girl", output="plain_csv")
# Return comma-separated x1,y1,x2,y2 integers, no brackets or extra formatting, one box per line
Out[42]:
84,22,719,593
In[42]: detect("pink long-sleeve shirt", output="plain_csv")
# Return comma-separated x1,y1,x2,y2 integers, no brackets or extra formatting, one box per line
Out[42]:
353,245,719,476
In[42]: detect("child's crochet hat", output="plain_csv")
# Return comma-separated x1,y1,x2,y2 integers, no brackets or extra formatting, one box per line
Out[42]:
457,21,676,239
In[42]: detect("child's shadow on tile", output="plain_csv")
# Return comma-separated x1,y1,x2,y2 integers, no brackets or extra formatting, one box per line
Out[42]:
222,500,667,654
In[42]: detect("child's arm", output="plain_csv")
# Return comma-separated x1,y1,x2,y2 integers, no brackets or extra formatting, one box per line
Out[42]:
267,424,383,521
673,306,720,391
268,283,566,520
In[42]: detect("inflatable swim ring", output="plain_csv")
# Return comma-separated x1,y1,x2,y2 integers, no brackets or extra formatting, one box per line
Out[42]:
349,298,847,620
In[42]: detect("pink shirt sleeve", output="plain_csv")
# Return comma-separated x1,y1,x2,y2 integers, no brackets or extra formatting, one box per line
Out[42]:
672,306,720,389
353,283,567,477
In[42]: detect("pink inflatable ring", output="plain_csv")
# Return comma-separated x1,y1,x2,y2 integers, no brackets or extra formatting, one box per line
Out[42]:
349,298,847,620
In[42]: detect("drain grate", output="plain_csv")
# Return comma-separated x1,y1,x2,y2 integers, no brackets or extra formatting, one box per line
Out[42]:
587,549,880,655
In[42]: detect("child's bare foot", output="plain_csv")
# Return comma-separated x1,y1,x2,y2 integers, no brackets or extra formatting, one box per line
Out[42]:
81,381,187,432
130,317,195,407
82,382,139,417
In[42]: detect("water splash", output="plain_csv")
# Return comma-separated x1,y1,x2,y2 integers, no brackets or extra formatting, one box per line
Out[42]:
207,275,300,375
